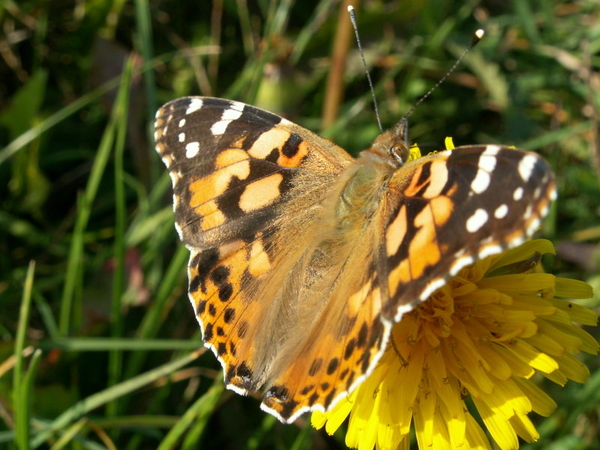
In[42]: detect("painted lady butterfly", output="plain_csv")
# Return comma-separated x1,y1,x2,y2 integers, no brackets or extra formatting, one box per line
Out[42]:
154,96,555,423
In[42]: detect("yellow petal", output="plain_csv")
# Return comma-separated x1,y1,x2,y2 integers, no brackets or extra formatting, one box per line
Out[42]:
477,273,555,293
555,277,594,299
487,239,555,272
550,297,598,326
414,388,436,448
513,377,557,417
477,343,513,380
474,398,519,450
554,352,591,383
508,412,539,443
509,339,559,373
465,413,493,450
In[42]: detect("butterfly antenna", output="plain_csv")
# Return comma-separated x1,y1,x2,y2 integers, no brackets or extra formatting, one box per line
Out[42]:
402,29,485,121
348,5,383,133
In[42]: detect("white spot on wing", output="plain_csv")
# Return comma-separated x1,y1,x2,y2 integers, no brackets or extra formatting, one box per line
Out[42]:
223,105,244,120
393,303,419,322
178,118,186,127
494,204,508,219
518,154,538,181
211,121,229,136
178,132,185,142
470,146,499,194
466,208,488,233
211,102,245,136
169,170,181,187
454,255,475,271
174,220,183,237
483,145,501,156
230,101,245,112
478,244,503,260
528,217,541,233
186,98,204,115
185,141,200,158
513,187,524,201
471,170,491,194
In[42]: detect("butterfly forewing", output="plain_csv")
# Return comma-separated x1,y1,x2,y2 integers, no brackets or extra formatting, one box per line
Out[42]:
382,145,555,321
155,97,352,249
155,96,556,424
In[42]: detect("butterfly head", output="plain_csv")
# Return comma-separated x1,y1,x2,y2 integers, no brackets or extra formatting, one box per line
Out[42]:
367,117,414,167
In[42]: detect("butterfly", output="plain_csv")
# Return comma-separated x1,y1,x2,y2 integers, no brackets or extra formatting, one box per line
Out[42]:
154,96,555,423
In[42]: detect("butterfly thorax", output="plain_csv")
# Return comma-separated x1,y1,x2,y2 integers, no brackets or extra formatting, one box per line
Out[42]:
328,127,410,238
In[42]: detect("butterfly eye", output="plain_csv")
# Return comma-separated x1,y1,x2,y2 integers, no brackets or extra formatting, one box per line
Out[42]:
389,145,408,166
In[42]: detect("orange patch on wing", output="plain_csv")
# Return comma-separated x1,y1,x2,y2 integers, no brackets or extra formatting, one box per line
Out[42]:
402,164,428,197
386,205,408,257
216,148,250,169
247,128,291,159
429,195,454,227
278,141,309,168
188,244,265,392
421,160,449,199
407,196,454,279
189,158,250,208
195,199,226,231
219,239,245,259
239,173,283,212
204,253,246,302
249,240,272,276
347,279,372,317
263,282,386,421
388,258,412,297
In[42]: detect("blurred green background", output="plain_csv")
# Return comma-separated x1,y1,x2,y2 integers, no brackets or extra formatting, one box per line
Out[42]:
1,0,599,449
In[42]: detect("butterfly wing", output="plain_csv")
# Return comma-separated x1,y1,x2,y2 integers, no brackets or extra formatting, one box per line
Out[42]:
155,97,353,250
155,96,354,396
382,145,556,320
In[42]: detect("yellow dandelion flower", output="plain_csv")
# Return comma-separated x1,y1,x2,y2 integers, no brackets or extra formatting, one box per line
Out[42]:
312,239,598,450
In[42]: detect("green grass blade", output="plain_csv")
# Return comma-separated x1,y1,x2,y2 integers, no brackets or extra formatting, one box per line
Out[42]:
31,351,202,448
58,62,134,336
288,421,313,450
133,0,158,180
235,0,255,56
123,245,189,382
37,338,201,352
242,414,277,450
158,378,224,450
14,261,36,450
107,56,134,421
0,78,121,166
